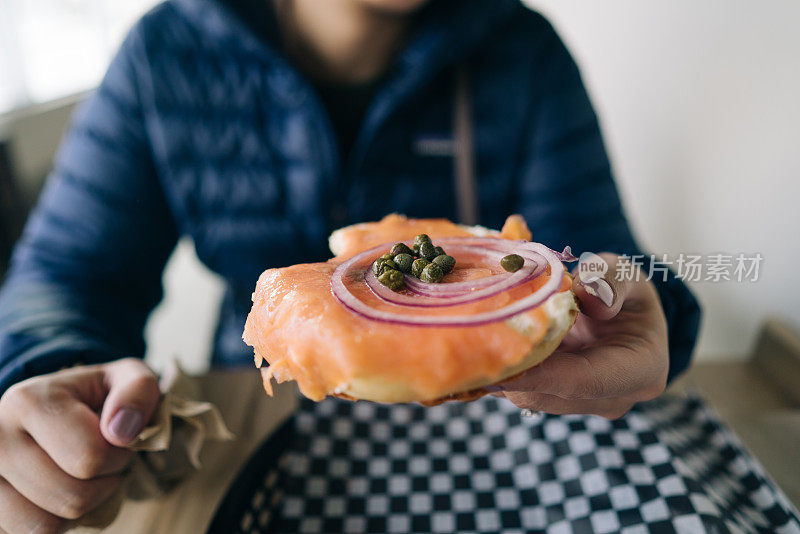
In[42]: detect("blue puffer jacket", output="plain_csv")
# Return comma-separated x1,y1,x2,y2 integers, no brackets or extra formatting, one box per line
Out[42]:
0,0,700,392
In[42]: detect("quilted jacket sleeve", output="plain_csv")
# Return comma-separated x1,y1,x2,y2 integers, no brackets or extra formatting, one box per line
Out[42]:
513,21,701,381
0,23,178,393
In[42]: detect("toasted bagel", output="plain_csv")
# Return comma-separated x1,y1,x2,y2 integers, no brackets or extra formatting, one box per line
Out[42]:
246,215,576,404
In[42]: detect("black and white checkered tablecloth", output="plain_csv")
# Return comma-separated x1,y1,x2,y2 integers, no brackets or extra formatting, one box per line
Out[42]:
210,393,800,534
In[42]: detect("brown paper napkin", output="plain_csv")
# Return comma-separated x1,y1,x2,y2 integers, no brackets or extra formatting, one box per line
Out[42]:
78,363,235,529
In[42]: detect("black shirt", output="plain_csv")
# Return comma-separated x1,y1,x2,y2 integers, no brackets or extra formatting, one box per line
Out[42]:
221,0,381,162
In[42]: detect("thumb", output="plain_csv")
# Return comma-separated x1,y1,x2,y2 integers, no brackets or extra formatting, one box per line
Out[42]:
99,358,161,447
572,253,633,320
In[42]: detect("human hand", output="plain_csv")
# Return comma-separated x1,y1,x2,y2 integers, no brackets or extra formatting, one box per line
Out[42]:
0,358,159,533
497,253,669,419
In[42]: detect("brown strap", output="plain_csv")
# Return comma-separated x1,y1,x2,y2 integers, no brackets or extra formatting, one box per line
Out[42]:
453,65,479,225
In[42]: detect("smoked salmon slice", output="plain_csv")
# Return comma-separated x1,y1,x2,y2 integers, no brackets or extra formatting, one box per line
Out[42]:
243,214,576,403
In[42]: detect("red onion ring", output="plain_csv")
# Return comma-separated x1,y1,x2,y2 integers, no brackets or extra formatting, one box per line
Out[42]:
403,272,507,294
555,245,577,262
401,246,539,296
405,278,504,298
401,242,544,296
330,238,567,327
433,238,577,263
365,260,542,307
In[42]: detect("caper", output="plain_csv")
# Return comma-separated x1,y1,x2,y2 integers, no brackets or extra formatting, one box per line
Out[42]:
419,241,437,261
390,243,412,257
433,246,445,257
412,243,421,256
420,263,444,283
414,234,432,246
394,253,414,273
500,254,524,273
378,268,405,290
432,254,456,274
373,257,398,276
411,258,430,278
380,253,393,261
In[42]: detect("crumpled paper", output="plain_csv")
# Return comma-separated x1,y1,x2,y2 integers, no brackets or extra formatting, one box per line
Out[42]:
78,363,235,529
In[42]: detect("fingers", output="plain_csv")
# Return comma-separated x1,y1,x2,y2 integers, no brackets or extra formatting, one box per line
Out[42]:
0,477,68,534
99,359,160,447
501,251,669,404
499,341,667,401
573,252,665,322
17,382,132,479
572,253,632,320
501,390,636,420
4,367,133,479
0,432,120,520
33,358,160,447
0,359,158,527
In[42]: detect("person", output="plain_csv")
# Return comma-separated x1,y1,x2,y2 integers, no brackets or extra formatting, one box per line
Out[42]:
0,0,700,530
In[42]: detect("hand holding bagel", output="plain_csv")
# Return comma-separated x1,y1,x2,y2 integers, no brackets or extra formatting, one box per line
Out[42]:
496,253,669,419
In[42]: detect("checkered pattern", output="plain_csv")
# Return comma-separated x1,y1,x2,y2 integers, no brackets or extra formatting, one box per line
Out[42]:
225,393,800,534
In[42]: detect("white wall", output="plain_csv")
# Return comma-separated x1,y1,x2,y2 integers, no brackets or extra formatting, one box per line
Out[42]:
524,0,800,360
